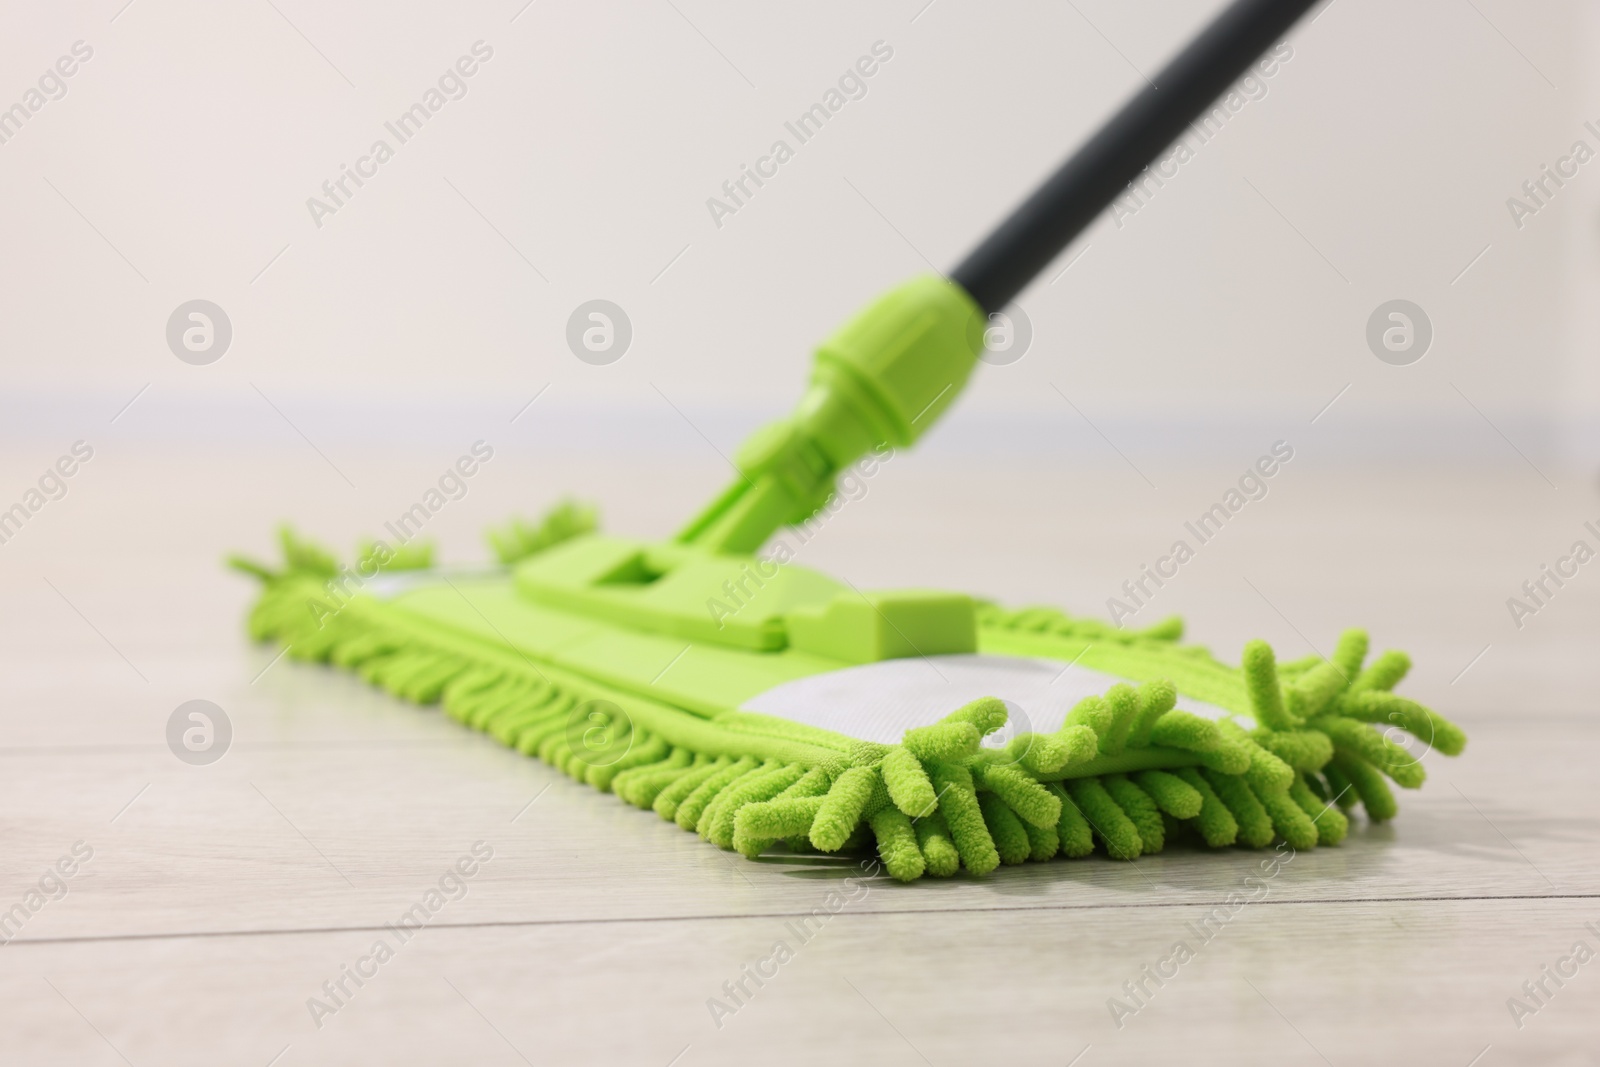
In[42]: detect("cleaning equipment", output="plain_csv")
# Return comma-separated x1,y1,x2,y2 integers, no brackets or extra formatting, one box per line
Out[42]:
235,0,1465,881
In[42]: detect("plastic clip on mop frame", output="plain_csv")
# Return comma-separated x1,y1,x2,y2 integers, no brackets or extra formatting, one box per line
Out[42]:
234,0,1465,882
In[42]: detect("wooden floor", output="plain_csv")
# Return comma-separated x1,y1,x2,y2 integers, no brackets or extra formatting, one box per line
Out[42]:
1,444,1596,1065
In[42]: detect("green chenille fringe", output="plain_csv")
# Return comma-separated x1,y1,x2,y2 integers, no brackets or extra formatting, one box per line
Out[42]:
485,500,599,565
231,527,1466,883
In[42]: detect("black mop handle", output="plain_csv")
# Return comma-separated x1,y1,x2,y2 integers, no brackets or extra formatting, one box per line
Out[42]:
950,0,1322,313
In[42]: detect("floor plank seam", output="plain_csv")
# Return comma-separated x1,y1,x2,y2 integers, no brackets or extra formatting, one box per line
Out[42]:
8,890,1598,949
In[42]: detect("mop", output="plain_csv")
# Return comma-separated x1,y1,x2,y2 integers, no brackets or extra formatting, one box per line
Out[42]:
234,0,1464,881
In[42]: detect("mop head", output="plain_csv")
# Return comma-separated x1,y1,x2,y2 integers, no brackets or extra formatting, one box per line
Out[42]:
232,512,1465,883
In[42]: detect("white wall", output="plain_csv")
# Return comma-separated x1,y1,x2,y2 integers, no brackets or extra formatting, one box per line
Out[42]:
0,0,1583,463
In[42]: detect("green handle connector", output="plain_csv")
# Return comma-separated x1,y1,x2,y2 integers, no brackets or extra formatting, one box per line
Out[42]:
675,275,985,554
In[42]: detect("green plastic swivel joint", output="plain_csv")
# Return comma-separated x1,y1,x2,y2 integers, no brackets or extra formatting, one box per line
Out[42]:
675,275,986,554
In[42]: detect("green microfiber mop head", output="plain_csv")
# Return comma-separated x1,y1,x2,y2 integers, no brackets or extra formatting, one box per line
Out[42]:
232,506,1464,883
233,0,1456,883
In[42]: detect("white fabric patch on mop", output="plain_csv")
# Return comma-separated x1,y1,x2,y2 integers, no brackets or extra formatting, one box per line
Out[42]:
740,654,1244,746
362,567,509,600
